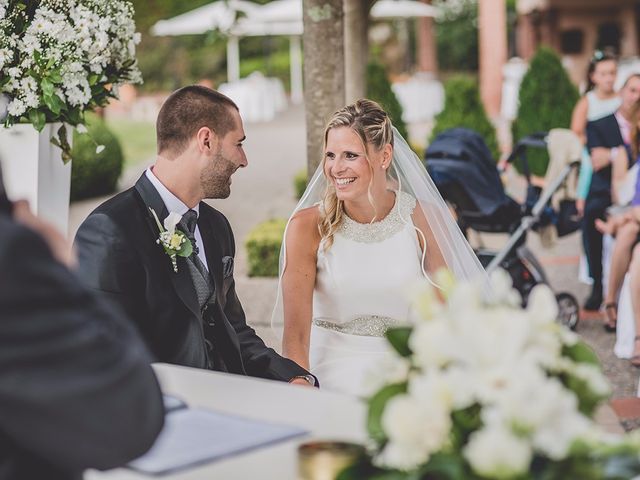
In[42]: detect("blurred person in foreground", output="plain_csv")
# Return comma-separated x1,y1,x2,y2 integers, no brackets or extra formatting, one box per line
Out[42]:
0,164,164,480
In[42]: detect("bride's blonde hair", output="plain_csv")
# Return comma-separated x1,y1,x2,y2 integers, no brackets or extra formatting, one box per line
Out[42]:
319,99,394,250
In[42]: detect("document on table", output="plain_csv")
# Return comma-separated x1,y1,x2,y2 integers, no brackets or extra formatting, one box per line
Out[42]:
127,406,308,475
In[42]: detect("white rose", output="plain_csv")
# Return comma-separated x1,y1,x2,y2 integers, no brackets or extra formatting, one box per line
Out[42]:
362,351,410,396
464,425,532,478
441,366,477,409
533,410,591,459
374,440,427,472
527,284,558,324
409,371,455,410
487,268,521,306
381,393,451,465
409,319,457,369
447,281,482,319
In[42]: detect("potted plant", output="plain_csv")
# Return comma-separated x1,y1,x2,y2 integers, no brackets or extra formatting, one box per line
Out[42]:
0,0,141,233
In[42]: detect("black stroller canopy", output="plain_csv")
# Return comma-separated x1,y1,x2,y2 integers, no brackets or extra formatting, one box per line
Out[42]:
426,128,511,217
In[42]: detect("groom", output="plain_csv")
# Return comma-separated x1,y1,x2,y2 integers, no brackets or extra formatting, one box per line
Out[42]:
75,85,315,386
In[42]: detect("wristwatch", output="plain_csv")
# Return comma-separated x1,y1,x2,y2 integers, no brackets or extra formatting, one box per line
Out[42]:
291,374,317,386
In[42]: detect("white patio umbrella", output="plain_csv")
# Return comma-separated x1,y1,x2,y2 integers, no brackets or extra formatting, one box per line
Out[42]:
371,0,438,18
151,0,258,36
151,0,438,103
249,0,437,23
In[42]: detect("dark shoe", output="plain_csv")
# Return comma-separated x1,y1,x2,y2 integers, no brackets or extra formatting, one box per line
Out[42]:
583,291,602,311
603,302,617,333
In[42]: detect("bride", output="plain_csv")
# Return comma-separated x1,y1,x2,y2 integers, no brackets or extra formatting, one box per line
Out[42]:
276,99,487,396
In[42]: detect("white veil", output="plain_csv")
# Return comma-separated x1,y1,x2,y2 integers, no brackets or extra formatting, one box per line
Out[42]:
271,128,490,336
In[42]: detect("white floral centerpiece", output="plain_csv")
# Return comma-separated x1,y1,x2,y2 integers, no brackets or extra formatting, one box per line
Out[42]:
0,0,142,162
339,271,640,480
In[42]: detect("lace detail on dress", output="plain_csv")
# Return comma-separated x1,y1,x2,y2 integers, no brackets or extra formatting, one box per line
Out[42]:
313,315,401,337
337,191,416,243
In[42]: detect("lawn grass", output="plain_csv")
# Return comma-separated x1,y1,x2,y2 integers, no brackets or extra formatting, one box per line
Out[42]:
105,118,156,168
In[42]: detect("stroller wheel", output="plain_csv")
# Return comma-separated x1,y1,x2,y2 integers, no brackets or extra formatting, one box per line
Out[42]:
556,292,579,330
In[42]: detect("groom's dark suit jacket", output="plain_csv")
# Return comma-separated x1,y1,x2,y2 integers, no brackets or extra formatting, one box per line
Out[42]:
74,174,310,381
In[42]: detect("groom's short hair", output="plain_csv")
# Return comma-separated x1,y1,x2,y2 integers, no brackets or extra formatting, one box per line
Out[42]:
156,85,239,155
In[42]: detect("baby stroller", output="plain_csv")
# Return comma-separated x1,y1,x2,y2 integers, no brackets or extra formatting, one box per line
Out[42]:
426,128,582,329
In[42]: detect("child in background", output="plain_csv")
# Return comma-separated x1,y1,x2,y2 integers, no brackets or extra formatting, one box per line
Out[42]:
571,51,620,215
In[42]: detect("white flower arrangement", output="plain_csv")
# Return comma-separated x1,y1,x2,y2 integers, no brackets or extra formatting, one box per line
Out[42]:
149,209,193,273
341,270,640,479
0,0,142,162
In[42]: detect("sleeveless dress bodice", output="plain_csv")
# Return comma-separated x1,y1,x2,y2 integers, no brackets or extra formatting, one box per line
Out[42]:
586,90,620,121
309,191,424,396
577,92,623,199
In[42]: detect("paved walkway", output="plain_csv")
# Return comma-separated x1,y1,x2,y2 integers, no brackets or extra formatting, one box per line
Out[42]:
69,105,639,417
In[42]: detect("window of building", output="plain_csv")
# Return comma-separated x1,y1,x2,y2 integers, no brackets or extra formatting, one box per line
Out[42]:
560,29,584,54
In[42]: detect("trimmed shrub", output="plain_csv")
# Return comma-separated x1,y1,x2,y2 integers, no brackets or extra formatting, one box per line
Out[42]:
71,115,124,201
512,47,579,176
245,218,287,277
294,169,308,200
367,61,408,139
430,75,499,160
434,0,478,72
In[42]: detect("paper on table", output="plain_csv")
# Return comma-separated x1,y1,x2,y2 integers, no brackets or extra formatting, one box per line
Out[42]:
127,408,308,476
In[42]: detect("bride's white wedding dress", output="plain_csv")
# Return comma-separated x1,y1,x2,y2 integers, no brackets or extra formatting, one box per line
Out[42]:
309,191,424,397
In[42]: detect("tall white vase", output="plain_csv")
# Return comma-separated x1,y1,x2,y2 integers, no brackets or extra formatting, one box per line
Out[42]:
0,123,72,236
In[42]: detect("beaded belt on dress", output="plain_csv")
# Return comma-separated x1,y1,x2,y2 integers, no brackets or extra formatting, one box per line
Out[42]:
313,315,400,337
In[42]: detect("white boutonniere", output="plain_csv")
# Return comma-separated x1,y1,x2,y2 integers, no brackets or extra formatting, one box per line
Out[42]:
149,208,193,273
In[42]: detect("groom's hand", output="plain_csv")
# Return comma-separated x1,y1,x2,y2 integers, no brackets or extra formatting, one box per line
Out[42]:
289,375,316,387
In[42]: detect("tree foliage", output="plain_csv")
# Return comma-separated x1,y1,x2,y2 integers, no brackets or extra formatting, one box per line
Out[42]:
512,47,580,175
367,61,408,140
430,75,499,160
433,0,478,72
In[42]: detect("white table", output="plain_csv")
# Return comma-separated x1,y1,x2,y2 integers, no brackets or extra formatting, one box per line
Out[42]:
86,364,366,480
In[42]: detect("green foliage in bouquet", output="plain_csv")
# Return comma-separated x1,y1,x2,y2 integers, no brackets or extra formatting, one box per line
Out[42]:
0,0,142,162
430,75,499,160
367,61,408,140
338,271,640,480
512,47,579,176
70,115,124,201
245,218,287,277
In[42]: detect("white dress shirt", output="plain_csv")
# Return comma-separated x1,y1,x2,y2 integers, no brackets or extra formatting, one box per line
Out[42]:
145,168,209,271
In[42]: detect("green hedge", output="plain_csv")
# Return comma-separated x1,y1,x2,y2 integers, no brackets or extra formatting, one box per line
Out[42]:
512,47,579,176
245,218,287,277
367,61,408,140
294,169,307,200
71,115,124,201
430,75,499,160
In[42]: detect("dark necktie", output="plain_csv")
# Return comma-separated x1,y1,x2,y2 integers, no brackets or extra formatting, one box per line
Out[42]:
179,210,214,308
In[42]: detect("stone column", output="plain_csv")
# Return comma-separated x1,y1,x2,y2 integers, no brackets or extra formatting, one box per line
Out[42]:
620,5,639,58
516,13,537,60
416,0,438,73
478,0,508,118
